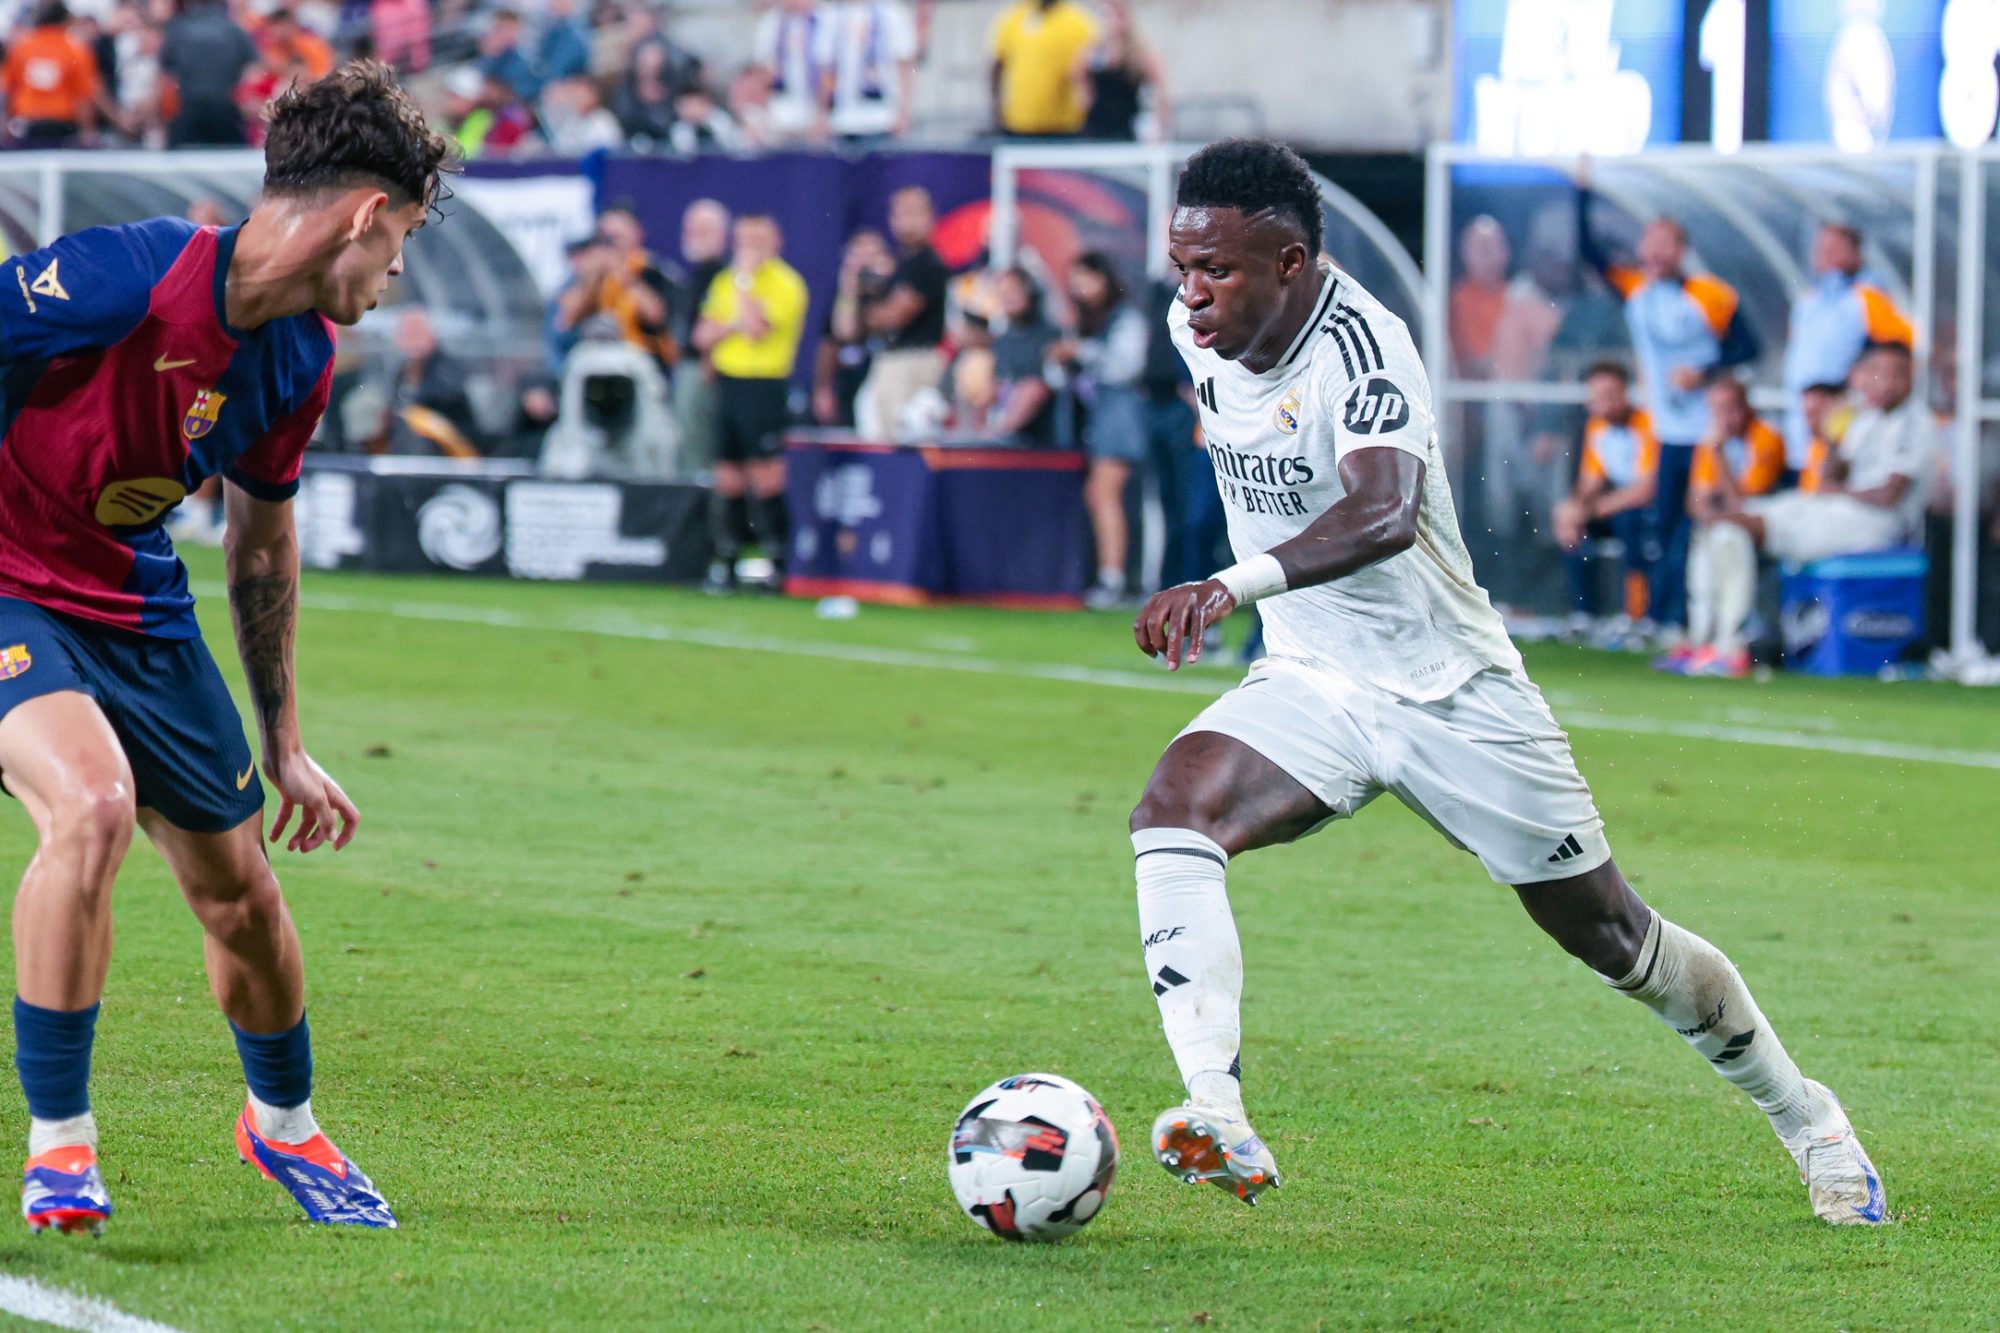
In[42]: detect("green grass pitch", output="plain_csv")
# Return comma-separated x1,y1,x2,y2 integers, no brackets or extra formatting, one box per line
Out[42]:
1,548,1996,1330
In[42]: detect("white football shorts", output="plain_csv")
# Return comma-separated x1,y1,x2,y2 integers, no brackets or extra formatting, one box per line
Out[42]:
1177,657,1611,885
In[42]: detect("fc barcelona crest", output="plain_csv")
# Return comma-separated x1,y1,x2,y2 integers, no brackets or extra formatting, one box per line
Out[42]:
182,389,226,440
0,644,30,680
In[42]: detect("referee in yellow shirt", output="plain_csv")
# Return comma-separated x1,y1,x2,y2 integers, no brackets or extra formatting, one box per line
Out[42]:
692,214,809,591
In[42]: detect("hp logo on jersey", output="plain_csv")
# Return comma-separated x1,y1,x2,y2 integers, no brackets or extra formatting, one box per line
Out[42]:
1342,376,1409,435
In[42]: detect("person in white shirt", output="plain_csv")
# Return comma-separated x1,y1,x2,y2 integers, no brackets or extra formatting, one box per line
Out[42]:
816,0,917,144
1124,138,1885,1228
1686,341,1938,677
752,0,829,144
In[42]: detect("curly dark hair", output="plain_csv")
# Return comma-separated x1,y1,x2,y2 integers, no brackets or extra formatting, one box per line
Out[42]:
263,61,458,214
1175,138,1323,258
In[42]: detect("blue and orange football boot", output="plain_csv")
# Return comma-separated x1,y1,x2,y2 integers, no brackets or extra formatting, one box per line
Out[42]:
22,1144,111,1235
234,1105,396,1228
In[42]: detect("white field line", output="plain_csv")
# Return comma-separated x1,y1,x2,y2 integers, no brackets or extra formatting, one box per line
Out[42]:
194,583,2000,773
0,1275,184,1333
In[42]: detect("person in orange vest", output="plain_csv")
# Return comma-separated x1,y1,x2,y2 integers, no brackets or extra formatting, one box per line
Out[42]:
2,2,103,148
1552,361,1660,640
1796,380,1850,494
1667,378,1789,675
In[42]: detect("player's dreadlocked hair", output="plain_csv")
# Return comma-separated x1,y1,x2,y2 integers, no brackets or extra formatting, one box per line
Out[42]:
263,61,459,215
1176,138,1323,258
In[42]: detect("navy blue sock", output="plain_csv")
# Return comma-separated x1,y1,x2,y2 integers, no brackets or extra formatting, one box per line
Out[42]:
13,997,99,1121
230,1011,313,1109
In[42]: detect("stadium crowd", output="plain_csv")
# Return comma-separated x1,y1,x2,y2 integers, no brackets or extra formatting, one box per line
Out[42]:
0,0,1172,155
1451,195,2000,675
462,185,1206,601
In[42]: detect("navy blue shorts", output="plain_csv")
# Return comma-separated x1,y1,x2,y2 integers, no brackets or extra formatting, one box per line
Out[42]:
0,597,262,833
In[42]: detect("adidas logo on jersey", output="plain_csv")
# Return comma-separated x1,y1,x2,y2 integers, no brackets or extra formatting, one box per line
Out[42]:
1195,378,1217,412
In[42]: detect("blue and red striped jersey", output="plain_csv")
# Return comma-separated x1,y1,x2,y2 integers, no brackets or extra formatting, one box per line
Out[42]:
0,219,334,638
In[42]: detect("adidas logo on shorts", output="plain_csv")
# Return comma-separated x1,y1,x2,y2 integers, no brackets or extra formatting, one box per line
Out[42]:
1546,833,1586,864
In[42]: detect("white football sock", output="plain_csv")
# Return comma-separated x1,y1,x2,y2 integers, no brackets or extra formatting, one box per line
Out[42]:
28,1111,97,1157
248,1093,320,1145
1134,828,1244,1117
1707,521,1758,655
1603,912,1813,1138
1686,525,1716,646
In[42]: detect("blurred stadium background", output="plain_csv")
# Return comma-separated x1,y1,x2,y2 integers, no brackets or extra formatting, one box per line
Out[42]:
4,0,1999,663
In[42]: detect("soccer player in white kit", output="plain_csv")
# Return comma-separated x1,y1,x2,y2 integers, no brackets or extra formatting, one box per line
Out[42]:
1128,139,1886,1225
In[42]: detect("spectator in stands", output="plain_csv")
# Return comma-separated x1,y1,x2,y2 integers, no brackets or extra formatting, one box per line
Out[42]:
109,1,166,146
1449,215,1509,379
755,0,828,145
1663,377,1787,674
854,185,947,439
817,227,894,426
726,61,773,147
237,11,333,141
1552,362,1659,639
446,66,534,159
370,0,430,74
1691,343,1939,678
973,265,1058,444
479,9,539,103
1578,183,1759,636
256,8,333,81
536,0,591,88
666,83,745,154
611,5,701,103
542,71,623,155
1053,251,1149,608
386,306,482,456
989,0,1096,138
611,34,682,147
817,0,917,146
1796,380,1849,494
3,2,102,147
160,0,258,146
1782,221,1912,468
1075,0,1167,142
671,198,730,474
693,214,809,591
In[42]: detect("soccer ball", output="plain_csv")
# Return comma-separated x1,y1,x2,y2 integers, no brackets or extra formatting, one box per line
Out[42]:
948,1073,1119,1242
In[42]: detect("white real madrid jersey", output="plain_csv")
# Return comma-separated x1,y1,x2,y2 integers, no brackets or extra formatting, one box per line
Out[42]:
1170,262,1522,702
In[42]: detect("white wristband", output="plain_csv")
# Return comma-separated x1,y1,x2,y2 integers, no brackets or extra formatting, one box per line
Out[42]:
1212,553,1288,605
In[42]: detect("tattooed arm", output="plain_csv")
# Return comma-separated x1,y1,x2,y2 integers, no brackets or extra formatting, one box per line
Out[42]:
224,485,358,852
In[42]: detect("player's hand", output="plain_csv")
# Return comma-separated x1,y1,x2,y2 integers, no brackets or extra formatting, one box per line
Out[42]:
1134,580,1236,672
1669,365,1707,392
265,748,360,854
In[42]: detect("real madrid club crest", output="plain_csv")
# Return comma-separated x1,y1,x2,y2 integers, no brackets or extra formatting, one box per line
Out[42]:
1273,385,1302,436
182,388,226,441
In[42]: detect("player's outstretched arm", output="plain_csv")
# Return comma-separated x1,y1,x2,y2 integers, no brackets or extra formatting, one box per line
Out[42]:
1134,448,1422,670
223,484,359,853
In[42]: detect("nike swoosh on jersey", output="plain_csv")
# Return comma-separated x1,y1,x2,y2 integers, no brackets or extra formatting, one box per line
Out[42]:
154,355,197,372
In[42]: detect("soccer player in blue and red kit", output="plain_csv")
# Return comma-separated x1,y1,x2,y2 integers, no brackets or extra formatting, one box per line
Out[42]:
0,63,454,1232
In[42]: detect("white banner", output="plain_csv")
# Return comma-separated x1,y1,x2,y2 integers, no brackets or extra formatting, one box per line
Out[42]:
453,173,598,298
